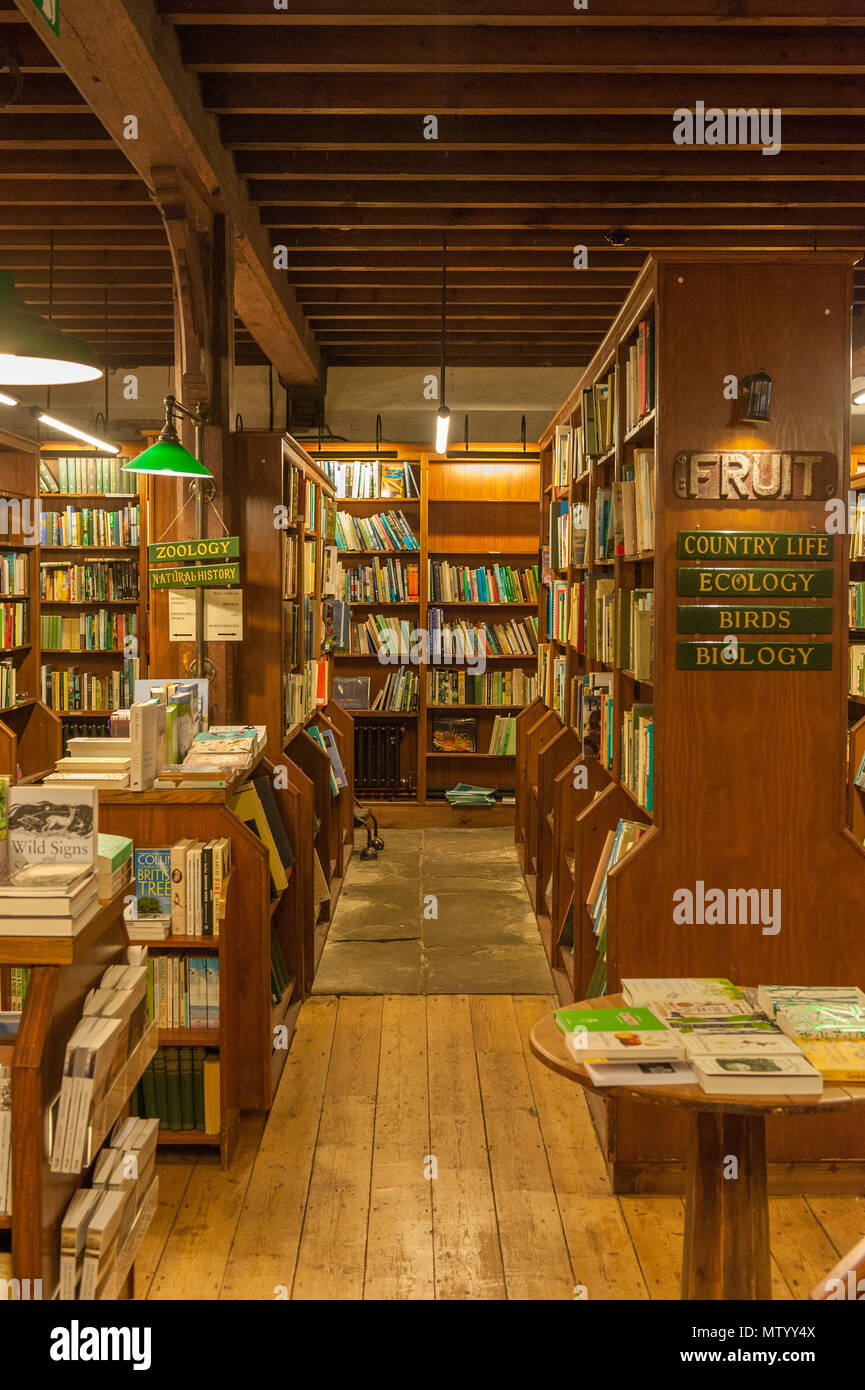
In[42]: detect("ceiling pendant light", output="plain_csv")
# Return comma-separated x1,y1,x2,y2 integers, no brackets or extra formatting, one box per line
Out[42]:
0,272,102,386
435,231,450,455
123,395,212,478
30,406,119,454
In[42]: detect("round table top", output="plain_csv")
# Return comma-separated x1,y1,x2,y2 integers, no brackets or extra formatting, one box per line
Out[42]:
529,996,865,1116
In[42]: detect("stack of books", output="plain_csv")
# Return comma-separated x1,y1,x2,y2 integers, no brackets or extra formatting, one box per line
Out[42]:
488,714,517,757
444,783,496,807
59,1115,158,1301
45,741,132,789
50,962,149,1174
750,985,865,1081
97,832,133,901
0,786,100,937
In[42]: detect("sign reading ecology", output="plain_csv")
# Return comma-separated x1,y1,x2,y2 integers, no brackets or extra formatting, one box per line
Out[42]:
148,536,240,590
677,529,834,672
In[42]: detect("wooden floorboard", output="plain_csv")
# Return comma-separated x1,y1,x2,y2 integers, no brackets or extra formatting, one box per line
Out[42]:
141,990,865,1301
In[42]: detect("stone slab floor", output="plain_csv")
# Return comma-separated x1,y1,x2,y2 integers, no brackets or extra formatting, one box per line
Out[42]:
312,827,554,994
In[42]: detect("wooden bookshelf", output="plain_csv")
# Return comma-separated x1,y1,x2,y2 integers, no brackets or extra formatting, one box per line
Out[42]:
0,884,156,1298
528,250,865,1195
0,428,62,778
37,441,148,747
308,441,541,816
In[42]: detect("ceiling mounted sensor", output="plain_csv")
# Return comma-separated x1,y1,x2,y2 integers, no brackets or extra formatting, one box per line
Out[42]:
604,229,631,247
0,273,102,386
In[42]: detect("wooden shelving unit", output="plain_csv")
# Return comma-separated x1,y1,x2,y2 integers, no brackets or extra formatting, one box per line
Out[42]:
0,427,62,779
37,442,147,746
309,441,541,818
524,250,865,1196
0,884,156,1298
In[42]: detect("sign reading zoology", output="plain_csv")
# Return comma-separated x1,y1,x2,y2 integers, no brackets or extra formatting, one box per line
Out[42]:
673,452,836,502
149,536,239,565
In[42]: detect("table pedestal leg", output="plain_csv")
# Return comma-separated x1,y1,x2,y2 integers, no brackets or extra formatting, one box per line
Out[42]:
681,1110,771,1300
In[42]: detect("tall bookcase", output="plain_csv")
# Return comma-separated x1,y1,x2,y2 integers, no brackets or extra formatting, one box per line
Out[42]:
37,441,148,748
310,441,541,815
528,251,865,1194
0,427,62,779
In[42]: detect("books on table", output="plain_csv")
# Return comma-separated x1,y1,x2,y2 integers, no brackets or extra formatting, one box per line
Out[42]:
622,977,744,1006
554,1005,687,1064
582,1059,697,1087
0,856,101,937
691,1052,823,1096
795,1039,865,1081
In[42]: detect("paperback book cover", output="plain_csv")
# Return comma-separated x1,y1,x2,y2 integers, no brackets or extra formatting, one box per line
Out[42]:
133,849,172,916
6,788,98,872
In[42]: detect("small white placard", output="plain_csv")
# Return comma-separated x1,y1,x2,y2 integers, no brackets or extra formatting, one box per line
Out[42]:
168,591,197,642
205,588,243,641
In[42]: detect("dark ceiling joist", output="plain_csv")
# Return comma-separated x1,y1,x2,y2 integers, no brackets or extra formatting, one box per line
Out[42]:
156,0,865,25
260,208,865,230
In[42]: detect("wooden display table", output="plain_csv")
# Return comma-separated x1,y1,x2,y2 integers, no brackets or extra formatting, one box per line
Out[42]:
530,994,865,1301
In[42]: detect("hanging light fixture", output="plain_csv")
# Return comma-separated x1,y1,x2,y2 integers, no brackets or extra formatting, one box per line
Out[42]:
0,272,102,385
435,231,450,454
29,406,119,454
123,395,212,478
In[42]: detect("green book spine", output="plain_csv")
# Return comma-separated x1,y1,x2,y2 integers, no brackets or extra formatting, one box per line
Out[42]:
164,1046,182,1131
179,1047,195,1131
152,1048,169,1128
192,1046,206,1131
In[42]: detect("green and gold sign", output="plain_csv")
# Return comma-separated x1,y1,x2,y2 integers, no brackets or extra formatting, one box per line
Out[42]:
149,536,239,565
678,531,833,561
150,562,240,590
678,567,833,598
678,605,833,635
678,641,832,671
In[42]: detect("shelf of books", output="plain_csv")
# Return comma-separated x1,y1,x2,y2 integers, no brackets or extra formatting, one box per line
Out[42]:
0,783,158,1300
37,442,148,752
0,428,63,780
309,441,540,818
233,431,354,926
524,251,865,1195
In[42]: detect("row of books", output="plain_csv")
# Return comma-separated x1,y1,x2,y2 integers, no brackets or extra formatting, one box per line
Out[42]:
132,1046,220,1134
850,495,865,560
429,608,538,658
334,509,419,552
285,657,327,727
621,703,654,811
554,424,581,489
574,672,614,763
0,551,28,595
322,596,350,655
582,367,616,456
547,579,568,644
555,981,865,1094
373,667,420,711
320,458,420,500
147,955,220,1029
59,1116,158,1300
584,817,647,994
127,839,233,939
40,663,137,713
0,600,27,648
849,581,865,629
428,561,539,605
488,713,518,757
345,613,414,657
624,318,656,432
584,575,615,664
51,960,149,1174
620,587,654,679
40,455,137,496
538,644,568,721
339,557,420,605
41,560,139,603
306,722,348,798
41,505,140,549
549,497,569,570
40,610,136,653
282,532,297,598
850,644,865,696
619,452,656,555
427,667,537,707
0,659,14,709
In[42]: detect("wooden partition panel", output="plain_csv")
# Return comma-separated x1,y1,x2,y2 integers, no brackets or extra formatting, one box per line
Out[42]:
603,254,865,1183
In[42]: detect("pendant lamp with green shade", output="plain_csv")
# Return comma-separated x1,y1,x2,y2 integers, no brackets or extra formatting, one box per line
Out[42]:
0,273,103,386
122,395,213,479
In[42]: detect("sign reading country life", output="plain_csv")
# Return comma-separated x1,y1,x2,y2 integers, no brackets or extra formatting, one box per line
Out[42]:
148,536,239,565
678,641,832,671
678,567,833,598
678,531,833,561
150,561,240,590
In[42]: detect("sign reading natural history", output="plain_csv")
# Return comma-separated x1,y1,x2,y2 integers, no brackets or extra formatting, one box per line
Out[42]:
150,561,240,590
673,452,836,501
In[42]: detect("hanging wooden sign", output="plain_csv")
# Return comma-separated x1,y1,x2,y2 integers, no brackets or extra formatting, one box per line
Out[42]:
673,452,836,501
678,567,833,597
149,536,239,565
678,605,834,635
150,561,240,590
678,531,834,561
678,641,832,671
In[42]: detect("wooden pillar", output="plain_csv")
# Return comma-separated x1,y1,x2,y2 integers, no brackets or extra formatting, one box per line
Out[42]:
147,171,237,719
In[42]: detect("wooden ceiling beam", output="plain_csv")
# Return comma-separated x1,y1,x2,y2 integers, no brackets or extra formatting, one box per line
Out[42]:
299,288,627,304
7,269,173,286
0,151,140,176
0,208,163,228
1,249,171,266
201,73,865,112
180,24,865,73
261,207,865,229
219,114,865,148
251,180,865,207
156,1,865,26
0,230,169,249
21,288,174,304
236,149,865,181
11,0,319,384
0,181,155,203
273,229,865,252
